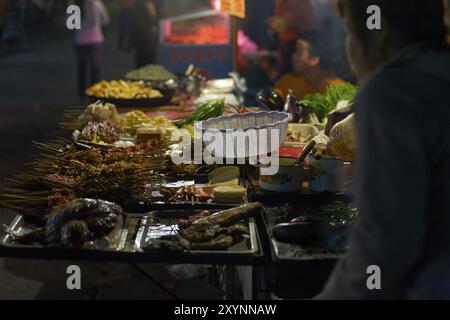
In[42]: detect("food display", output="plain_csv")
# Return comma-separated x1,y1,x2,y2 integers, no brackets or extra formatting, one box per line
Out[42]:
212,186,247,204
79,121,120,144
176,99,225,127
284,124,319,147
78,101,121,127
121,110,175,134
135,125,165,144
285,131,312,144
0,57,359,298
176,203,262,250
10,199,122,248
121,110,153,127
300,82,358,122
86,80,163,99
125,64,177,82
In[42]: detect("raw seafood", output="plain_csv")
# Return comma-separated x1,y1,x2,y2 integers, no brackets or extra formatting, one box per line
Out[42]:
191,202,263,227
178,211,211,229
142,235,190,253
182,224,221,243
182,222,249,245
13,199,122,248
190,234,234,250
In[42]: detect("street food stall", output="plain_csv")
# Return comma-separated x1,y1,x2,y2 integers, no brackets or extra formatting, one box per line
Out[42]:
0,60,358,299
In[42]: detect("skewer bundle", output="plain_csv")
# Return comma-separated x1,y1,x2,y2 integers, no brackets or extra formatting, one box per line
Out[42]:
0,139,170,218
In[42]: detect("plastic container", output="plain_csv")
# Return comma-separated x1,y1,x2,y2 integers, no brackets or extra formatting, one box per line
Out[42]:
198,111,291,159
309,156,344,193
283,123,319,148
259,158,304,192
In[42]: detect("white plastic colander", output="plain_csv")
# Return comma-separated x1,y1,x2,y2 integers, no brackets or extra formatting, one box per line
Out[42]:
196,111,291,159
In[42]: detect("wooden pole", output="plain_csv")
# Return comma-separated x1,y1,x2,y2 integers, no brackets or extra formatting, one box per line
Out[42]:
231,15,238,72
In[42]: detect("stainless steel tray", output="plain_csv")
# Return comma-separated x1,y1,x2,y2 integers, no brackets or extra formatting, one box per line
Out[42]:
0,209,265,265
123,212,259,256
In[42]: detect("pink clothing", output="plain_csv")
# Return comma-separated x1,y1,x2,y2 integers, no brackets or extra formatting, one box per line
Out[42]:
75,0,110,45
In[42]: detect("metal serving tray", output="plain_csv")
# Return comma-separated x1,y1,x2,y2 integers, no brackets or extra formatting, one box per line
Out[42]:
0,208,265,266
123,212,259,257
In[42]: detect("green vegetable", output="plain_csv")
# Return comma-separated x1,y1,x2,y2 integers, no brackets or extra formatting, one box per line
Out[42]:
301,82,358,122
177,99,225,127
321,202,358,222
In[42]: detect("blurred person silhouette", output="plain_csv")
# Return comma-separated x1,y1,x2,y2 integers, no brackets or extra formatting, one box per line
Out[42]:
275,38,342,99
0,0,11,43
318,0,450,299
269,0,315,75
74,0,110,100
119,0,159,68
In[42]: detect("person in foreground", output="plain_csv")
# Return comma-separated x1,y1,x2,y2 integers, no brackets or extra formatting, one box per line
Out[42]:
318,0,450,299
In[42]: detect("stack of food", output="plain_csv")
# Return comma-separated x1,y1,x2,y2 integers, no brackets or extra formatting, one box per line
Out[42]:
86,80,162,99
0,140,172,217
125,64,177,82
9,199,123,249
0,98,234,217
78,101,121,127
121,110,175,135
79,121,120,144
74,102,177,147
212,186,247,204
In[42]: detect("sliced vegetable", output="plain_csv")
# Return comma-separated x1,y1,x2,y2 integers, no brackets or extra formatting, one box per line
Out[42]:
177,99,225,127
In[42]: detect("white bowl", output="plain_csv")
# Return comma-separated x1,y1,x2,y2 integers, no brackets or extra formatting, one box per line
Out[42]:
197,111,291,159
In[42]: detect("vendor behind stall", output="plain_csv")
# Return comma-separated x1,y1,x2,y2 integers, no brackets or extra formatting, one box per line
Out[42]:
319,0,450,299
275,38,343,99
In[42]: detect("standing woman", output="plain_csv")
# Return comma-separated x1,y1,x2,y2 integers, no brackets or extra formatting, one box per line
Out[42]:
74,0,110,99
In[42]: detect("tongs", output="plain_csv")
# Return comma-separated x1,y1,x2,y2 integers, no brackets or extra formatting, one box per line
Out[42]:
294,139,317,165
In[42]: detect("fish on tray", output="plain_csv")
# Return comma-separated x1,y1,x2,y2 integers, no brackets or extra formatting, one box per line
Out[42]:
11,198,122,249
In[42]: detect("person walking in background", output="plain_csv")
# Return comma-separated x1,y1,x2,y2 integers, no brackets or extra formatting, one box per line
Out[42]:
118,0,134,52
119,0,159,68
74,0,109,100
